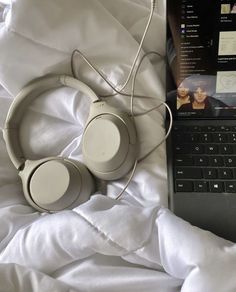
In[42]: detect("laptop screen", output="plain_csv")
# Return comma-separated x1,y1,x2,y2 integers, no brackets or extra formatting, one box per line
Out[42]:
166,0,236,119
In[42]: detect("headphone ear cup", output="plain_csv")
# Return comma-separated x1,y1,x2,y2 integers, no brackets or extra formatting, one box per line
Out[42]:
82,111,137,180
20,158,94,212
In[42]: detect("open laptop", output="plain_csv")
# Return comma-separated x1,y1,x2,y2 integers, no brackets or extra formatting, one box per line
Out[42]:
166,0,236,241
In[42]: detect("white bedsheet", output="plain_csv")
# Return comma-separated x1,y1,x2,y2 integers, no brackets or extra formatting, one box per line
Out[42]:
0,1,236,291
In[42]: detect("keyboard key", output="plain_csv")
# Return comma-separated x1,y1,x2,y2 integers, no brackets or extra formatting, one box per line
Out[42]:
233,169,236,178
225,156,236,167
173,133,189,143
203,168,217,179
175,156,193,166
175,180,193,192
209,181,224,193
201,126,217,132
228,133,236,143
174,145,191,154
209,156,224,166
212,133,227,143
225,182,236,193
175,167,202,179
173,125,185,132
191,144,204,154
189,133,200,142
218,168,233,179
173,133,182,143
205,144,219,155
193,156,208,166
217,126,231,132
200,133,213,143
188,125,201,132
194,181,208,192
219,145,233,155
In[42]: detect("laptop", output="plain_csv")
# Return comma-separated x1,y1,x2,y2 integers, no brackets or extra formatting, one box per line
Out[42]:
166,0,236,241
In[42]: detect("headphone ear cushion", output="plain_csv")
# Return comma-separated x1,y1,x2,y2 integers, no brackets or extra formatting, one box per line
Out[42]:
21,158,94,212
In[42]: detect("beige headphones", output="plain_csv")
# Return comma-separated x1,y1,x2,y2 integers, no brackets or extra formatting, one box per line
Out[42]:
3,75,137,212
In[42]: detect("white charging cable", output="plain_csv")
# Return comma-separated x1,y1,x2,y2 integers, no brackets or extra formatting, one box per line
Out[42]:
71,0,157,97
130,51,173,163
71,48,163,100
104,0,156,95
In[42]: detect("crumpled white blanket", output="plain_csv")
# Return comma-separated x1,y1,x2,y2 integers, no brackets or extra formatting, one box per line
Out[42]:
0,1,236,291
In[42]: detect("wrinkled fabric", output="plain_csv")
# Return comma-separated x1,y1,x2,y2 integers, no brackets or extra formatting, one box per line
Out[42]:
0,1,236,291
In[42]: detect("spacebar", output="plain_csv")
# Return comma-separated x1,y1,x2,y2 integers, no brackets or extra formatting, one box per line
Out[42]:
175,167,202,179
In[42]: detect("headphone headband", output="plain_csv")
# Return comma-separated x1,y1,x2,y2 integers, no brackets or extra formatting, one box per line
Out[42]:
4,75,99,170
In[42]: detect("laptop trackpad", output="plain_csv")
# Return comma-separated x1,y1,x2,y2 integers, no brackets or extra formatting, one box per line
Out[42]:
174,193,235,242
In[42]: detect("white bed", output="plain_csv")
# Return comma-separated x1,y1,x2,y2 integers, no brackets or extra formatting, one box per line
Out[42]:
0,1,236,291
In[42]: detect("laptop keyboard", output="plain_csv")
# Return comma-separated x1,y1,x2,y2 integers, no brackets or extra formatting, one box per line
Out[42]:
172,125,236,193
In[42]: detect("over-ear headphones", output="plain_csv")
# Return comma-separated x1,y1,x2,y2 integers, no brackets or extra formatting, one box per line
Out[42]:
3,75,137,212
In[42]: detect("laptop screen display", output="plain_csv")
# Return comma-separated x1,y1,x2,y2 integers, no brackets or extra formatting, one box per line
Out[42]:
166,0,236,118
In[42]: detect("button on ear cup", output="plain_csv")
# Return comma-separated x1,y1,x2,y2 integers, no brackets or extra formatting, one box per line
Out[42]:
28,159,94,211
82,114,136,180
